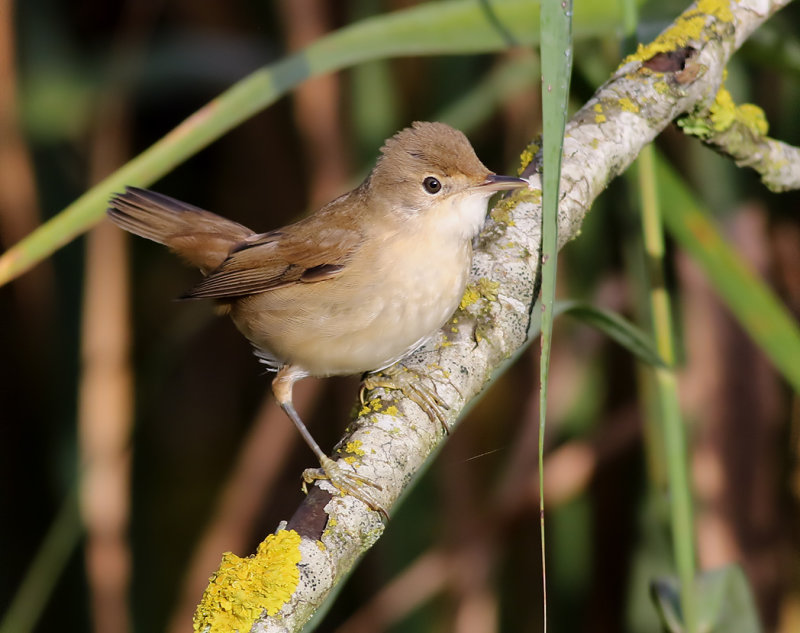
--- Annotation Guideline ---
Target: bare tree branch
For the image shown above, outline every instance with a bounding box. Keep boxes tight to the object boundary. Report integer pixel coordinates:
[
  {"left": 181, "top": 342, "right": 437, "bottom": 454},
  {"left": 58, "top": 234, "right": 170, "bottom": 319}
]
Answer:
[{"left": 191, "top": 1, "right": 795, "bottom": 631}]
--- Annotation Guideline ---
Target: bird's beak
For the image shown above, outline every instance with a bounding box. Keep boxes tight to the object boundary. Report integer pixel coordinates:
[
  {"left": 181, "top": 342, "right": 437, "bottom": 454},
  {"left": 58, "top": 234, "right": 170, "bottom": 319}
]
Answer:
[{"left": 479, "top": 173, "right": 529, "bottom": 192}]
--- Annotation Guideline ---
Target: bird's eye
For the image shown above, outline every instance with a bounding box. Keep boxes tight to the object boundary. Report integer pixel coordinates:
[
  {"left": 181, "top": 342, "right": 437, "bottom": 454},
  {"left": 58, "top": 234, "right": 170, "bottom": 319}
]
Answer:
[{"left": 422, "top": 176, "right": 442, "bottom": 194}]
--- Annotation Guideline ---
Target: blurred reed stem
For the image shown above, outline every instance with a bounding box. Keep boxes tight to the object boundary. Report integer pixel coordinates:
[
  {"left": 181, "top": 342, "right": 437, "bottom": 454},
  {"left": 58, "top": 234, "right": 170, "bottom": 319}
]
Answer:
[{"left": 636, "top": 144, "right": 698, "bottom": 633}]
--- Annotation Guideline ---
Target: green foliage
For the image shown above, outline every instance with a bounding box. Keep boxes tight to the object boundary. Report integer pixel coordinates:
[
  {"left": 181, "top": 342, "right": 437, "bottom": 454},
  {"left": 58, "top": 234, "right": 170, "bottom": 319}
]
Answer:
[
  {"left": 656, "top": 153, "right": 800, "bottom": 393},
  {"left": 557, "top": 300, "right": 667, "bottom": 368},
  {"left": 539, "top": 0, "right": 574, "bottom": 627},
  {"left": 652, "top": 565, "right": 763, "bottom": 633}
]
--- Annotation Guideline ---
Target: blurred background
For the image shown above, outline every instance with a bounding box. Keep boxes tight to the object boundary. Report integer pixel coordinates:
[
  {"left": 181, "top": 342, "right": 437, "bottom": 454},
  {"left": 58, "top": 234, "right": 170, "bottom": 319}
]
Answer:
[{"left": 1, "top": 0, "right": 799, "bottom": 632}]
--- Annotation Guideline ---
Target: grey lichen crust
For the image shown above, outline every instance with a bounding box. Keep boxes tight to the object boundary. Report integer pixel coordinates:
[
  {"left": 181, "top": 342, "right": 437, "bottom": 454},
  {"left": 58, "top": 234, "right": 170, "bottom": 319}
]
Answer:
[{"left": 221, "top": 1, "right": 796, "bottom": 631}]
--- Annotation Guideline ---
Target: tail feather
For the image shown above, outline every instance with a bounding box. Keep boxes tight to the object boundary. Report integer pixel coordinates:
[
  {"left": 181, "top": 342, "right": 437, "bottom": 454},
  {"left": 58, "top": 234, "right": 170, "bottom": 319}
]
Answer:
[{"left": 107, "top": 187, "right": 254, "bottom": 273}]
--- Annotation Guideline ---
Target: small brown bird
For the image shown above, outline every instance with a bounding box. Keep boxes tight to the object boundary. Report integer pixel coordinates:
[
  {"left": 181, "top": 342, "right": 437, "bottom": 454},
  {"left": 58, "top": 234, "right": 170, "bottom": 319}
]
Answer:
[{"left": 108, "top": 121, "right": 527, "bottom": 512}]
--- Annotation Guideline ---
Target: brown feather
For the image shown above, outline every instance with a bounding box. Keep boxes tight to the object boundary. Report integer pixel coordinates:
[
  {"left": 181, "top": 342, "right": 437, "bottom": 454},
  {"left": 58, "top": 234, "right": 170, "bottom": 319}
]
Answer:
[
  {"left": 107, "top": 187, "right": 253, "bottom": 273},
  {"left": 108, "top": 186, "right": 368, "bottom": 300},
  {"left": 182, "top": 194, "right": 365, "bottom": 299}
]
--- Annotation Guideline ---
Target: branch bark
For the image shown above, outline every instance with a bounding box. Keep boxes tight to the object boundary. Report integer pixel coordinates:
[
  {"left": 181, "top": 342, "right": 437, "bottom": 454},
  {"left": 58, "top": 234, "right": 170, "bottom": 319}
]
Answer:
[
  {"left": 677, "top": 84, "right": 800, "bottom": 191},
  {"left": 192, "top": 1, "right": 795, "bottom": 631}
]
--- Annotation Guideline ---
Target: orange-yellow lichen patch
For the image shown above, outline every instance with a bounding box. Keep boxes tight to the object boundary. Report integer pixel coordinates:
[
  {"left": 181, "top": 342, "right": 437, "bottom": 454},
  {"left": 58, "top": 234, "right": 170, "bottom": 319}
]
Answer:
[
  {"left": 710, "top": 86, "right": 736, "bottom": 128},
  {"left": 518, "top": 141, "right": 539, "bottom": 174},
  {"left": 193, "top": 530, "right": 302, "bottom": 632},
  {"left": 622, "top": 0, "right": 734, "bottom": 67},
  {"left": 680, "top": 86, "right": 769, "bottom": 138},
  {"left": 654, "top": 80, "right": 670, "bottom": 94},
  {"left": 459, "top": 278, "right": 500, "bottom": 310},
  {"left": 459, "top": 284, "right": 481, "bottom": 310},
  {"left": 345, "top": 440, "right": 366, "bottom": 456},
  {"left": 709, "top": 88, "right": 768, "bottom": 135},
  {"left": 359, "top": 397, "right": 384, "bottom": 416},
  {"left": 737, "top": 104, "right": 768, "bottom": 135},
  {"left": 475, "top": 278, "right": 500, "bottom": 301}
]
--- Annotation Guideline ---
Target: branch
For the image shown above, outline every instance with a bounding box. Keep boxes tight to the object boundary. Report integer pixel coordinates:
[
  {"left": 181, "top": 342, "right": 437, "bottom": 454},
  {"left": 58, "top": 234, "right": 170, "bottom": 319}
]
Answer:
[
  {"left": 677, "top": 85, "right": 800, "bottom": 191},
  {"left": 192, "top": 1, "right": 793, "bottom": 631}
]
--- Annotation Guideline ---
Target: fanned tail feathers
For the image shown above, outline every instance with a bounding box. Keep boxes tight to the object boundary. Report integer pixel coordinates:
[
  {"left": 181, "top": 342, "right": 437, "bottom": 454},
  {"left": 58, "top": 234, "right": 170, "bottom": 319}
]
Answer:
[{"left": 107, "top": 186, "right": 254, "bottom": 273}]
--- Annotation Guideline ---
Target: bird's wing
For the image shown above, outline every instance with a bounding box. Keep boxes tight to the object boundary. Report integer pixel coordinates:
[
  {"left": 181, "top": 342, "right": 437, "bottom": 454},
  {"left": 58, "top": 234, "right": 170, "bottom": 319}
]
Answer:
[{"left": 182, "top": 221, "right": 362, "bottom": 299}]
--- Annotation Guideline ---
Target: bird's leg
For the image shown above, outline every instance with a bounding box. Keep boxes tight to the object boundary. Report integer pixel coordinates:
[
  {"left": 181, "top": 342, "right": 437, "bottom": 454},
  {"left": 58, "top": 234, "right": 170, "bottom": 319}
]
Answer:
[
  {"left": 361, "top": 363, "right": 455, "bottom": 434},
  {"left": 272, "top": 365, "right": 386, "bottom": 517}
]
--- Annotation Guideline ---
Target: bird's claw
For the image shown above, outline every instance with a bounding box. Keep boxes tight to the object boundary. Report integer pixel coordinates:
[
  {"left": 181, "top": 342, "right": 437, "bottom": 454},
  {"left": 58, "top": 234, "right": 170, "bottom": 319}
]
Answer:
[
  {"left": 361, "top": 364, "right": 453, "bottom": 434},
  {"left": 302, "top": 456, "right": 388, "bottom": 521}
]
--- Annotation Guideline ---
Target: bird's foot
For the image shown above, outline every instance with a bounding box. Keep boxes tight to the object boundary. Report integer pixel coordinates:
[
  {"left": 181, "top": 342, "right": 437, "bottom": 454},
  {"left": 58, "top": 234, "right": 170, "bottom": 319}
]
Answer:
[
  {"left": 302, "top": 456, "right": 388, "bottom": 520},
  {"left": 361, "top": 364, "right": 455, "bottom": 434}
]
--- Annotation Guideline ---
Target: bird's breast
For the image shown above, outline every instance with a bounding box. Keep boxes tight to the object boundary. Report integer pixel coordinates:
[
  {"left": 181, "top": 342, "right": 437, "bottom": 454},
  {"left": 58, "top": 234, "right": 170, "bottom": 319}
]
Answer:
[{"left": 232, "top": 227, "right": 474, "bottom": 377}]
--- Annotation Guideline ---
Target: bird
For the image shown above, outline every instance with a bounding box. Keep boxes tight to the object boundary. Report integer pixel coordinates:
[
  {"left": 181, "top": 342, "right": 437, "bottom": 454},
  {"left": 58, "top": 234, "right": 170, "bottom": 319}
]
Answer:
[{"left": 107, "top": 121, "right": 528, "bottom": 513}]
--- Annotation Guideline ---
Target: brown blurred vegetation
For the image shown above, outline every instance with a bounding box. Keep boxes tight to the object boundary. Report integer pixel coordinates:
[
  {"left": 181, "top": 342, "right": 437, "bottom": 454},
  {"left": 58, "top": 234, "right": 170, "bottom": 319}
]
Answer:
[{"left": 1, "top": 1, "right": 799, "bottom": 632}]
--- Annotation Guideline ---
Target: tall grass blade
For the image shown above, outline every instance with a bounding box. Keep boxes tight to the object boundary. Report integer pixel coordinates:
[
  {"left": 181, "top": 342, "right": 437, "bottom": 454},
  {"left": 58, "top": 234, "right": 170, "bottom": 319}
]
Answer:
[{"left": 539, "top": 0, "right": 573, "bottom": 628}]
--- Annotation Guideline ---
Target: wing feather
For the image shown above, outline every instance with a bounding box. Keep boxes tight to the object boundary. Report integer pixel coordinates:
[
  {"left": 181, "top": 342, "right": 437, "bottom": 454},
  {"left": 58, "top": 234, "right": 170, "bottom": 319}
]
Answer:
[{"left": 183, "top": 222, "right": 363, "bottom": 299}]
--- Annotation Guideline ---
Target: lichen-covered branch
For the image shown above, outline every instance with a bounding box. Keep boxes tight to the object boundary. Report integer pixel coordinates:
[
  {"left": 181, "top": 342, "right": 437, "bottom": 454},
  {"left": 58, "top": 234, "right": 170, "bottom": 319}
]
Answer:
[
  {"left": 192, "top": 1, "right": 794, "bottom": 631},
  {"left": 678, "top": 85, "right": 800, "bottom": 191}
]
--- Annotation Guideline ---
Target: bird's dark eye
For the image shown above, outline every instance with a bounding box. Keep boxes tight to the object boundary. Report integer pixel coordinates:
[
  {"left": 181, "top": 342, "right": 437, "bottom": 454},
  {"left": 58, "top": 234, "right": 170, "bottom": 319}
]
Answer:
[{"left": 422, "top": 176, "right": 442, "bottom": 194}]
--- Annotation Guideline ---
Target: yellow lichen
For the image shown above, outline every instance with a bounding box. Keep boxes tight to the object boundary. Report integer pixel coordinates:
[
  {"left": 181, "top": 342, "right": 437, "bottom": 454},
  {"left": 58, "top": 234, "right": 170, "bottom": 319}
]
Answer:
[
  {"left": 460, "top": 277, "right": 499, "bottom": 309},
  {"left": 345, "top": 440, "right": 365, "bottom": 456},
  {"left": 619, "top": 97, "right": 639, "bottom": 113},
  {"left": 193, "top": 530, "right": 302, "bottom": 632},
  {"left": 459, "top": 284, "right": 481, "bottom": 310},
  {"left": 681, "top": 86, "right": 769, "bottom": 139},
  {"left": 359, "top": 397, "right": 386, "bottom": 416},
  {"left": 698, "top": 0, "right": 732, "bottom": 22},
  {"left": 709, "top": 87, "right": 768, "bottom": 135},
  {"left": 518, "top": 148, "right": 534, "bottom": 172},
  {"left": 490, "top": 204, "right": 515, "bottom": 226},
  {"left": 737, "top": 103, "right": 768, "bottom": 136},
  {"left": 710, "top": 86, "right": 736, "bottom": 128},
  {"left": 518, "top": 141, "right": 540, "bottom": 174},
  {"left": 475, "top": 278, "right": 500, "bottom": 301},
  {"left": 595, "top": 113, "right": 607, "bottom": 123},
  {"left": 622, "top": 0, "right": 733, "bottom": 67},
  {"left": 489, "top": 186, "right": 540, "bottom": 230}
]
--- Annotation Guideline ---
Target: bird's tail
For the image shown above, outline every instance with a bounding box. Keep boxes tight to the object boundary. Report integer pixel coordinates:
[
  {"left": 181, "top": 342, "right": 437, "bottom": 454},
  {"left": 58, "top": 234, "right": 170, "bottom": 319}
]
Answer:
[{"left": 107, "top": 186, "right": 254, "bottom": 273}]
